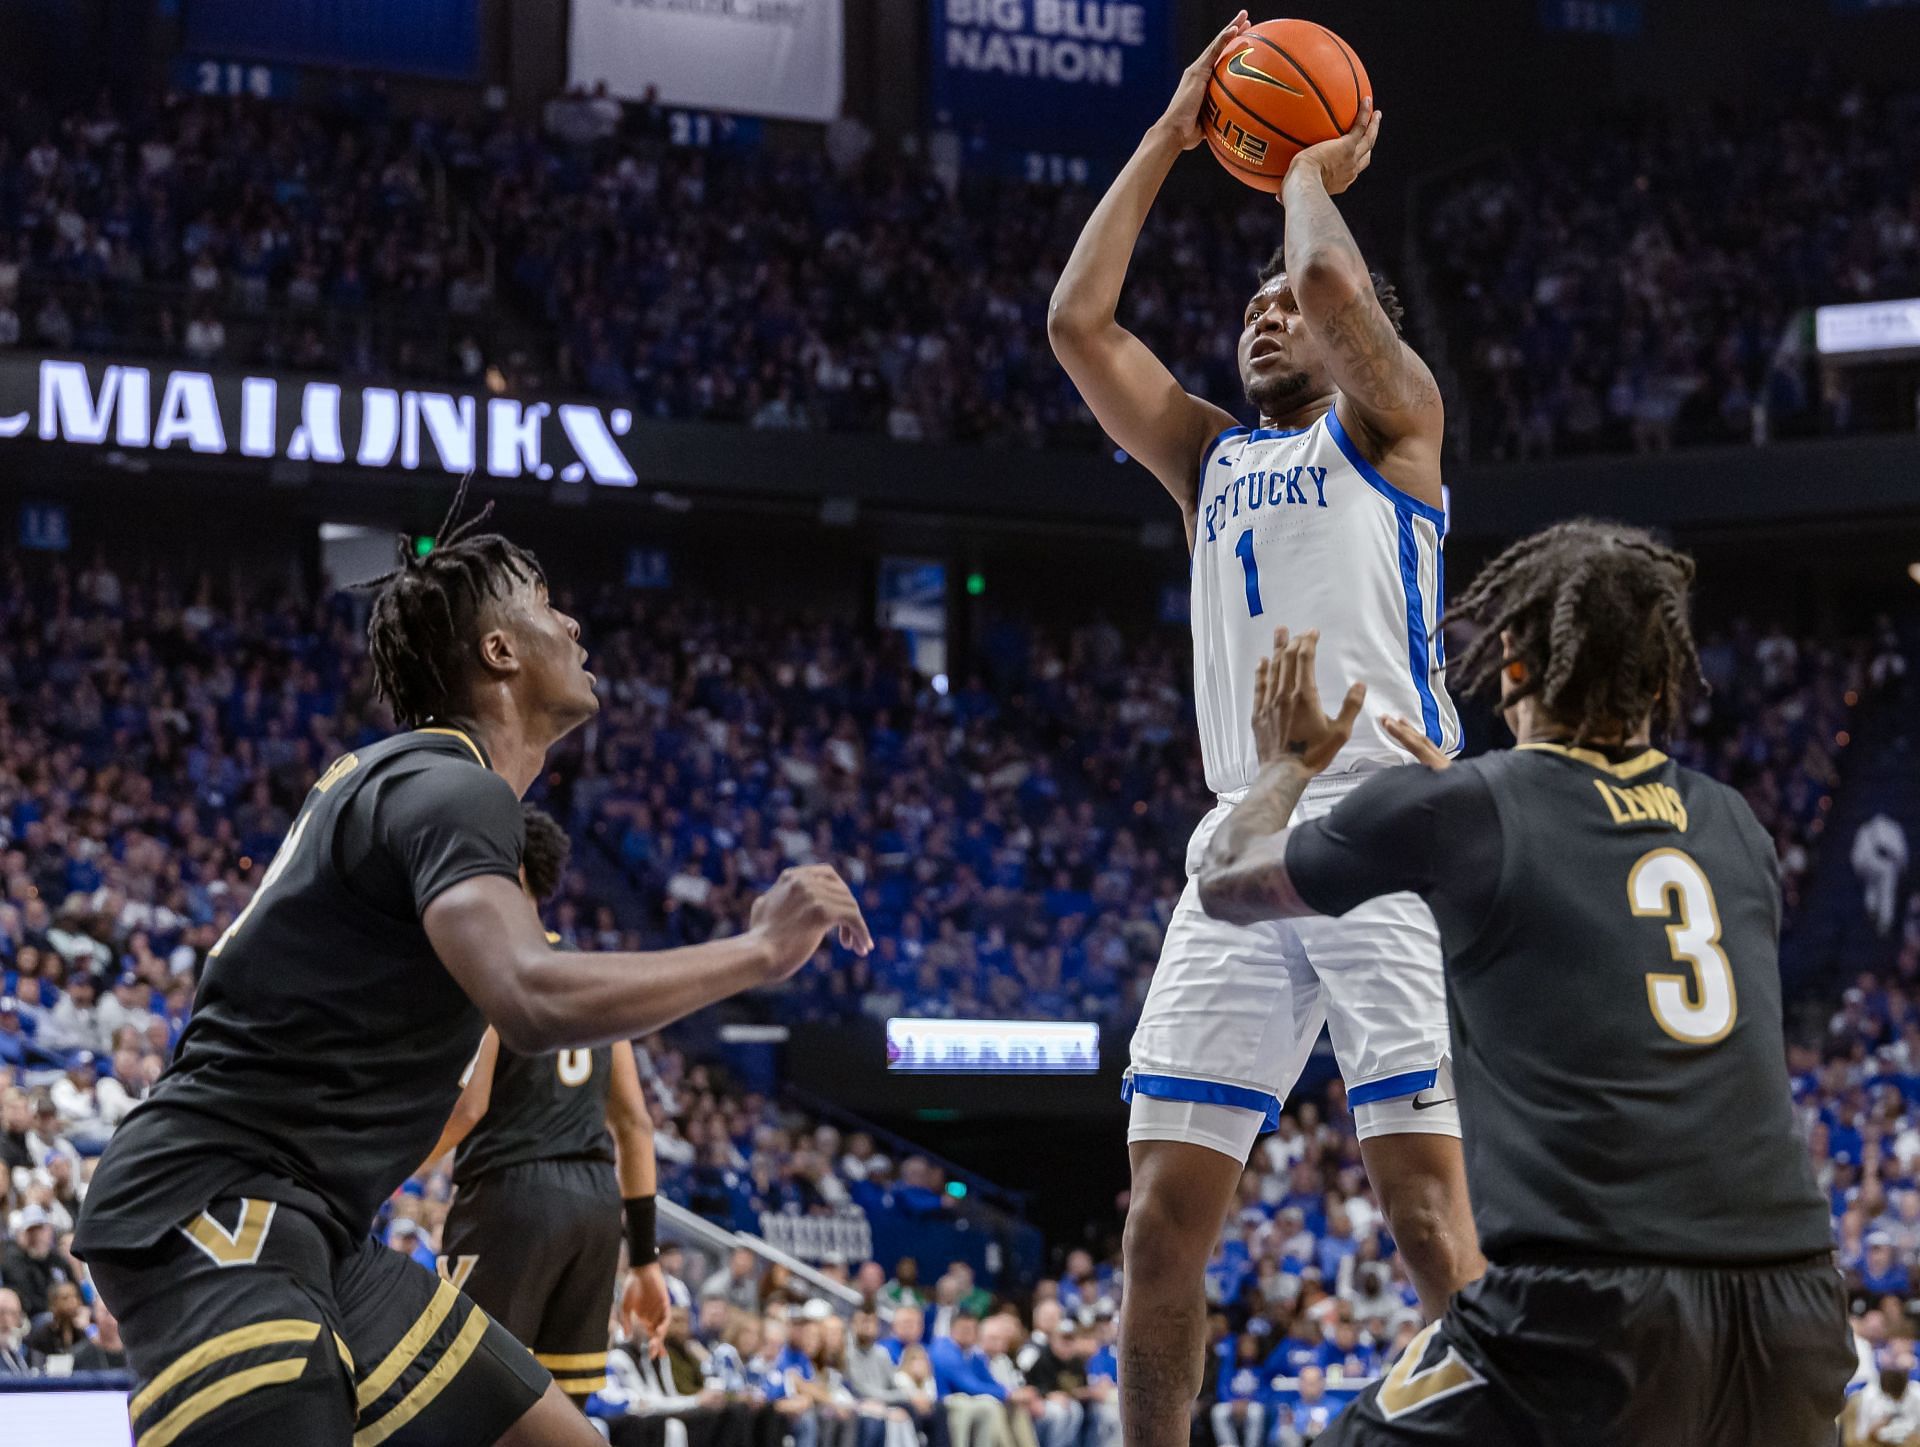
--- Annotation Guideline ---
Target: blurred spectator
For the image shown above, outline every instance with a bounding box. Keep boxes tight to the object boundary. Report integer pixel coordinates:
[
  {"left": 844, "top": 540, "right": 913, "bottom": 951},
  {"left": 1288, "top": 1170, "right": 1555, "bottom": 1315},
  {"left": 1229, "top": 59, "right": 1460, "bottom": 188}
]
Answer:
[
  {"left": 1275, "top": 1365, "right": 1336, "bottom": 1446},
  {"left": 1856, "top": 816, "right": 1911, "bottom": 939},
  {"left": 0, "top": 1287, "right": 28, "bottom": 1375},
  {"left": 1, "top": 1202, "right": 77, "bottom": 1317},
  {"left": 24, "top": 1278, "right": 87, "bottom": 1360},
  {"left": 706, "top": 1246, "right": 766, "bottom": 1314}
]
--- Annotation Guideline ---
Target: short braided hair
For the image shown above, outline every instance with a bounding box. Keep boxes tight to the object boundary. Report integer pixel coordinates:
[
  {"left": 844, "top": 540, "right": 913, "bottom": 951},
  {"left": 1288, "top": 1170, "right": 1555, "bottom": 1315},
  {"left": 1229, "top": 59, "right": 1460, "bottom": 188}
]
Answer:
[
  {"left": 1447, "top": 519, "right": 1704, "bottom": 742},
  {"left": 520, "top": 805, "right": 571, "bottom": 904},
  {"left": 365, "top": 480, "right": 545, "bottom": 729},
  {"left": 1257, "top": 250, "right": 1405, "bottom": 336}
]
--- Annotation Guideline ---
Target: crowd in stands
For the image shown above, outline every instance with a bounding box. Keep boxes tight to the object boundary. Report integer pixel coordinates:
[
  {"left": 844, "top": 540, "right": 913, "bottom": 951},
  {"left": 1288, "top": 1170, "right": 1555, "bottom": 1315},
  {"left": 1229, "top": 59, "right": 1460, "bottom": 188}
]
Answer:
[
  {"left": 10, "top": 78, "right": 1914, "bottom": 458},
  {"left": 0, "top": 86, "right": 489, "bottom": 380},
  {"left": 1424, "top": 83, "right": 1920, "bottom": 459}
]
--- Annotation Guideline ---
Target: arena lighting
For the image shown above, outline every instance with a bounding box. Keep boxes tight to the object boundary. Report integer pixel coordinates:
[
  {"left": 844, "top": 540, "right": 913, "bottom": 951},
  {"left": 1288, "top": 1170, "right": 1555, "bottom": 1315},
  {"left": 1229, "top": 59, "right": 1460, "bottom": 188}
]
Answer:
[
  {"left": 1815, "top": 297, "right": 1920, "bottom": 357},
  {"left": 886, "top": 1017, "right": 1099, "bottom": 1074}
]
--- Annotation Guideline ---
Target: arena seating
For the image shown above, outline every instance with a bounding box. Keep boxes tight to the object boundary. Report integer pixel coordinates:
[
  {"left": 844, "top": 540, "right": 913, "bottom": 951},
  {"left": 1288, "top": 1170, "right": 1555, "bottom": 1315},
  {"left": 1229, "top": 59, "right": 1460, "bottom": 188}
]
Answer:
[
  {"left": 1421, "top": 85, "right": 1920, "bottom": 459},
  {"left": 7, "top": 81, "right": 1914, "bottom": 461}
]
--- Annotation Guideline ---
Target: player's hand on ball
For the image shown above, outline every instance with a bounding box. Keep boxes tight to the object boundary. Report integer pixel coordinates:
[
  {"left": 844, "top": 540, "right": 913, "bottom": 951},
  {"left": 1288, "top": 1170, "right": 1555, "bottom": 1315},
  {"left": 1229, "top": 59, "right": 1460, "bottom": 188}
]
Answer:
[
  {"left": 750, "top": 865, "right": 874, "bottom": 978},
  {"left": 1382, "top": 714, "right": 1453, "bottom": 771},
  {"left": 1251, "top": 627, "right": 1366, "bottom": 774},
  {"left": 1155, "top": 9, "right": 1249, "bottom": 149},
  {"left": 623, "top": 1264, "right": 671, "bottom": 1356},
  {"left": 1285, "top": 96, "right": 1380, "bottom": 196}
]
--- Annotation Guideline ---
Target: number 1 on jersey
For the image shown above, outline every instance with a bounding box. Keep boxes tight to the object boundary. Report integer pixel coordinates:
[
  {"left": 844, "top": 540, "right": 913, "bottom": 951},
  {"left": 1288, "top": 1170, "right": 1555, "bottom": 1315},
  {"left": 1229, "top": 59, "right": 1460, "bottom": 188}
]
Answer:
[{"left": 1234, "top": 528, "right": 1264, "bottom": 617}]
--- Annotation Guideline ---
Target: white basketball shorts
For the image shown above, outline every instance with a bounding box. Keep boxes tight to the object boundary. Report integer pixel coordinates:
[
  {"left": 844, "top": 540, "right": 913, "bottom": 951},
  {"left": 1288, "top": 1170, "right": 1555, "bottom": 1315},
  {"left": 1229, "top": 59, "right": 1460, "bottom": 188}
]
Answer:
[{"left": 1125, "top": 768, "right": 1458, "bottom": 1162}]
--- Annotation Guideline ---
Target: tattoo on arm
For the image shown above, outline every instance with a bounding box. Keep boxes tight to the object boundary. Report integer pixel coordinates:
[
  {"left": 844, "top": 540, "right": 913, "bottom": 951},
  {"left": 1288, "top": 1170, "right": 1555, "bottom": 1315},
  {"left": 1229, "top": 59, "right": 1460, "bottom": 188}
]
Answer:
[
  {"left": 1316, "top": 287, "right": 1439, "bottom": 415},
  {"left": 1283, "top": 170, "right": 1438, "bottom": 418},
  {"left": 1196, "top": 760, "right": 1320, "bottom": 925}
]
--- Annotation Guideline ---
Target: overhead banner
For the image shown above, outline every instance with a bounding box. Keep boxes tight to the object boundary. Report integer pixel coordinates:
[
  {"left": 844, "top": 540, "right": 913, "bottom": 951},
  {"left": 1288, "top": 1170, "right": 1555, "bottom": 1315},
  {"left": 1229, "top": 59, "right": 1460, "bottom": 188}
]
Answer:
[
  {"left": 568, "top": 0, "right": 843, "bottom": 124},
  {"left": 0, "top": 355, "right": 662, "bottom": 489},
  {"left": 928, "top": 0, "right": 1176, "bottom": 163}
]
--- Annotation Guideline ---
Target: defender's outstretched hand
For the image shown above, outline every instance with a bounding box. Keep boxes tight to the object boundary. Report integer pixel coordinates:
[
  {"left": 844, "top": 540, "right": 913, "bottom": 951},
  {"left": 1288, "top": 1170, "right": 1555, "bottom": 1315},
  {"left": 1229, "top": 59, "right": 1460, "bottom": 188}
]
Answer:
[
  {"left": 749, "top": 865, "right": 874, "bottom": 979},
  {"left": 1154, "top": 10, "right": 1250, "bottom": 150},
  {"left": 1284, "top": 96, "right": 1380, "bottom": 197},
  {"left": 1382, "top": 714, "right": 1453, "bottom": 771},
  {"left": 1251, "top": 627, "right": 1366, "bottom": 775}
]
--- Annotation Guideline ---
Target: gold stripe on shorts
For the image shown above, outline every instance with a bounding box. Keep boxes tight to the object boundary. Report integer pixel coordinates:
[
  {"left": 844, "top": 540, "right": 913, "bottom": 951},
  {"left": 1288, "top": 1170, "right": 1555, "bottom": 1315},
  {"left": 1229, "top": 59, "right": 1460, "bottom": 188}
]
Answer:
[
  {"left": 535, "top": 1350, "right": 608, "bottom": 1371},
  {"left": 354, "top": 1306, "right": 489, "bottom": 1447},
  {"left": 129, "top": 1319, "right": 321, "bottom": 1421},
  {"left": 136, "top": 1357, "right": 309, "bottom": 1447},
  {"left": 355, "top": 1276, "right": 459, "bottom": 1410}
]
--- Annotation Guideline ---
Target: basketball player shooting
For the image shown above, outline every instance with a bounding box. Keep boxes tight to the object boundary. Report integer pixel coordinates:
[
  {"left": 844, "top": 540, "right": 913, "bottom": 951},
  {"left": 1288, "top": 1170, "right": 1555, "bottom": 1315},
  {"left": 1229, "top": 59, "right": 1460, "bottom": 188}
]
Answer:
[{"left": 1048, "top": 15, "right": 1478, "bottom": 1446}]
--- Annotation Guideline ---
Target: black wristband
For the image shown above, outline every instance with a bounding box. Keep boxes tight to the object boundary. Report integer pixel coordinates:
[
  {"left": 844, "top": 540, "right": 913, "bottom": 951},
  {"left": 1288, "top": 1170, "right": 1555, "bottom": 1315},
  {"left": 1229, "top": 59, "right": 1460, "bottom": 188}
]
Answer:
[{"left": 624, "top": 1194, "right": 658, "bottom": 1267}]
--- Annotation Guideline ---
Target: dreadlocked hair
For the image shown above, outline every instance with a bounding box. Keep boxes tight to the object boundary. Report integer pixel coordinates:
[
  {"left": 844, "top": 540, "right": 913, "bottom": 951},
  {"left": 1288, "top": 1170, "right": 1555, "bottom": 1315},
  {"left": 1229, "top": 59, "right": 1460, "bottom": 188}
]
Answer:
[
  {"left": 365, "top": 476, "right": 545, "bottom": 730},
  {"left": 1257, "top": 250, "right": 1405, "bottom": 336},
  {"left": 520, "top": 805, "right": 572, "bottom": 904},
  {"left": 1446, "top": 519, "right": 1704, "bottom": 743}
]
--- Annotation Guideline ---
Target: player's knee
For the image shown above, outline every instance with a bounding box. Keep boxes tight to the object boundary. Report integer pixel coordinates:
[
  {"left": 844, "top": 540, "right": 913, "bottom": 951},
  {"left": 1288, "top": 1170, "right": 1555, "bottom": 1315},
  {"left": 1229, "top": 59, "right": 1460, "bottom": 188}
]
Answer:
[
  {"left": 1124, "top": 1167, "right": 1224, "bottom": 1285},
  {"left": 1379, "top": 1173, "right": 1463, "bottom": 1272}
]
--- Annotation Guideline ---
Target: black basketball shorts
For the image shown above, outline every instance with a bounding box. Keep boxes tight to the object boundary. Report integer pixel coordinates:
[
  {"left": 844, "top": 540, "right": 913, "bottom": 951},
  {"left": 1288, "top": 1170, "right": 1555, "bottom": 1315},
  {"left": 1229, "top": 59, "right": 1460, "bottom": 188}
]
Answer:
[
  {"left": 88, "top": 1195, "right": 549, "bottom": 1447},
  {"left": 1319, "top": 1252, "right": 1854, "bottom": 1447},
  {"left": 439, "top": 1157, "right": 623, "bottom": 1398}
]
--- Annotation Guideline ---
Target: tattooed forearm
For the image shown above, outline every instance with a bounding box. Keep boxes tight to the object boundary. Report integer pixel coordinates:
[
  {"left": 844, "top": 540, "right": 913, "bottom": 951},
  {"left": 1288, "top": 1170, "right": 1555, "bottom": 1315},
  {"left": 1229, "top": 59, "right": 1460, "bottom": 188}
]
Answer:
[
  {"left": 1196, "top": 759, "right": 1319, "bottom": 925},
  {"left": 1281, "top": 162, "right": 1440, "bottom": 418},
  {"left": 1316, "top": 286, "right": 1440, "bottom": 414}
]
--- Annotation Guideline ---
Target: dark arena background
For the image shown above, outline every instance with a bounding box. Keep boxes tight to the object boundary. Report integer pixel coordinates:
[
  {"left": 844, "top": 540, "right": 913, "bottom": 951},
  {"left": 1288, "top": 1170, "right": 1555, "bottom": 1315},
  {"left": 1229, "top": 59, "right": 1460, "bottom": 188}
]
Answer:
[{"left": 0, "top": 0, "right": 1917, "bottom": 1442}]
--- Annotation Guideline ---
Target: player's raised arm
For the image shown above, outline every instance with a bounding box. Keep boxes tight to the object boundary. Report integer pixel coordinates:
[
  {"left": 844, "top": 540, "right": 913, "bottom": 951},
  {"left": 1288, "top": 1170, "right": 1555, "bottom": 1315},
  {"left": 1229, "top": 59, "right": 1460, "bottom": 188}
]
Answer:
[
  {"left": 424, "top": 864, "right": 871, "bottom": 1054},
  {"left": 1048, "top": 14, "right": 1248, "bottom": 516},
  {"left": 1196, "top": 628, "right": 1365, "bottom": 925},
  {"left": 1279, "top": 101, "right": 1444, "bottom": 455}
]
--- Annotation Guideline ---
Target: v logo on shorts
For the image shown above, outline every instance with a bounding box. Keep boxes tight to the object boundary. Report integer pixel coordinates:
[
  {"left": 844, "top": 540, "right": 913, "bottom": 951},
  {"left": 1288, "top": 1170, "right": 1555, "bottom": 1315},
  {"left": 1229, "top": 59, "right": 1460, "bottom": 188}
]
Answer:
[{"left": 179, "top": 1199, "right": 276, "bottom": 1268}]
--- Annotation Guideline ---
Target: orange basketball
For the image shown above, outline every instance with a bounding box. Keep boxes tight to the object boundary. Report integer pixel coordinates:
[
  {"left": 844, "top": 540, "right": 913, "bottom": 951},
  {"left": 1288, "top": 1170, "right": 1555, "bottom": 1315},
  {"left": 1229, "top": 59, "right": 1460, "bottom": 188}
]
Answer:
[{"left": 1202, "top": 19, "right": 1371, "bottom": 194}]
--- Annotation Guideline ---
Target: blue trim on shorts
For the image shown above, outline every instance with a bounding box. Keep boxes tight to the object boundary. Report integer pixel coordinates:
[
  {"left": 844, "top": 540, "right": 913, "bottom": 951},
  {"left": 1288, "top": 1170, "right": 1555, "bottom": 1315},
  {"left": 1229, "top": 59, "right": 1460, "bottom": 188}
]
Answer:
[
  {"left": 1122, "top": 1072, "right": 1281, "bottom": 1131},
  {"left": 1346, "top": 1067, "right": 1439, "bottom": 1107}
]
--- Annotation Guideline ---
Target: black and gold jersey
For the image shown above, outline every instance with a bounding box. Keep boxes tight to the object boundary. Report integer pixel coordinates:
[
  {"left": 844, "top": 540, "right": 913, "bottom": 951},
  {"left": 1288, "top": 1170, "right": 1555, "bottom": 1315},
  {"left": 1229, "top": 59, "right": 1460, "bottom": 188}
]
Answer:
[
  {"left": 1285, "top": 743, "right": 1831, "bottom": 1265},
  {"left": 453, "top": 1037, "right": 615, "bottom": 1189},
  {"left": 75, "top": 728, "right": 524, "bottom": 1258}
]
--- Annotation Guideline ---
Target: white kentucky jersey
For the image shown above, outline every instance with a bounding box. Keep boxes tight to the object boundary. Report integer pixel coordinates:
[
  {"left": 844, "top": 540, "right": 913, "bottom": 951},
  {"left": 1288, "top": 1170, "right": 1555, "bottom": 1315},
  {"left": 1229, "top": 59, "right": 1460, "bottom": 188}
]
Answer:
[{"left": 1190, "top": 407, "right": 1460, "bottom": 795}]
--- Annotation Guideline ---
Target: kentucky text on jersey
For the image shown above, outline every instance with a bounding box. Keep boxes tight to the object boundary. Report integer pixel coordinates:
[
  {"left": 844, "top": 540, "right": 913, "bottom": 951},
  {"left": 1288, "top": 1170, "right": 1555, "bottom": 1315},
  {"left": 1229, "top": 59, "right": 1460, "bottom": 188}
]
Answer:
[{"left": 1201, "top": 463, "right": 1331, "bottom": 540}]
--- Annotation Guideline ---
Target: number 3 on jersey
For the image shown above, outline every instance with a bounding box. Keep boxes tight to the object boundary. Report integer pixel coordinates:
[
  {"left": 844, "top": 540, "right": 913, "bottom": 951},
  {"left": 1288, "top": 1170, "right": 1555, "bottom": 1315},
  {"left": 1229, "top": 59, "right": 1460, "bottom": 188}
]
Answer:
[{"left": 1628, "top": 848, "right": 1737, "bottom": 1045}]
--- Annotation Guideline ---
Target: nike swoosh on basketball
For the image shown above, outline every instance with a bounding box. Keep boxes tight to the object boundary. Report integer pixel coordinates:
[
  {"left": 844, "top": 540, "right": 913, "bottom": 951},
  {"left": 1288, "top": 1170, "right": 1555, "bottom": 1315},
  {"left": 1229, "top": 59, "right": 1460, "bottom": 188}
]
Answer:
[
  {"left": 1410, "top": 1096, "right": 1456, "bottom": 1111},
  {"left": 1226, "top": 50, "right": 1306, "bottom": 97}
]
